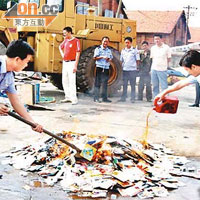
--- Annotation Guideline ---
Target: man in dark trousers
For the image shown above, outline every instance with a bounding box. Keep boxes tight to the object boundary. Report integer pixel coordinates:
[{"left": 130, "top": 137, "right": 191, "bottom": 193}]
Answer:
[
  {"left": 93, "top": 36, "right": 113, "bottom": 103},
  {"left": 0, "top": 39, "right": 42, "bottom": 133},
  {"left": 138, "top": 41, "right": 152, "bottom": 102},
  {"left": 118, "top": 37, "right": 140, "bottom": 103}
]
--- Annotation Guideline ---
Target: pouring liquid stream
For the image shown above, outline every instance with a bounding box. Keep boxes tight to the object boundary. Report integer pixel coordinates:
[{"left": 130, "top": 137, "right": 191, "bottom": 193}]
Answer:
[
  {"left": 141, "top": 109, "right": 153, "bottom": 148},
  {"left": 141, "top": 96, "right": 179, "bottom": 148}
]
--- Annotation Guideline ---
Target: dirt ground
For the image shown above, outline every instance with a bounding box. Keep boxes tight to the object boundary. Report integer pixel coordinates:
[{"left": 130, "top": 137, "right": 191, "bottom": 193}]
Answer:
[
  {"left": 1, "top": 82, "right": 200, "bottom": 156},
  {"left": 0, "top": 82, "right": 200, "bottom": 200}
]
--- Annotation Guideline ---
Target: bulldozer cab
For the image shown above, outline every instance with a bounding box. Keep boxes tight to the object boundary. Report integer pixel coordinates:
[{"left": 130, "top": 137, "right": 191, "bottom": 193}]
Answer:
[{"left": 0, "top": 0, "right": 137, "bottom": 94}]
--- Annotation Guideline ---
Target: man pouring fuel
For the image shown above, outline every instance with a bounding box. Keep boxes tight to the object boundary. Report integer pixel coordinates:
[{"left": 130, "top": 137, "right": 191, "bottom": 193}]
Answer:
[{"left": 155, "top": 50, "right": 200, "bottom": 102}]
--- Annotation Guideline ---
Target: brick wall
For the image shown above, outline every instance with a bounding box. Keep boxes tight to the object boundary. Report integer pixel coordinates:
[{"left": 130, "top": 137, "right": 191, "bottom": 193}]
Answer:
[{"left": 136, "top": 16, "right": 187, "bottom": 49}]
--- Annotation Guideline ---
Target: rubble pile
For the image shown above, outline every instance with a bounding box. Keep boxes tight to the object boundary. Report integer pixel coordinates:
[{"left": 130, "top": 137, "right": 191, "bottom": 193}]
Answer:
[{"left": 5, "top": 132, "right": 200, "bottom": 198}]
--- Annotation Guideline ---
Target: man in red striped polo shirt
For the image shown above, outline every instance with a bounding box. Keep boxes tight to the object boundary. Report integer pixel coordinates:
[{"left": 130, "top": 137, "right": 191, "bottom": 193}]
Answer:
[{"left": 59, "top": 27, "right": 80, "bottom": 105}]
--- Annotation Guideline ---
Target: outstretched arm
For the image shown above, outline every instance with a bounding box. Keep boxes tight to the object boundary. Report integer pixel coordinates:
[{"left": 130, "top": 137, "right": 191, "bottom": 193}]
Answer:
[
  {"left": 6, "top": 92, "right": 43, "bottom": 133},
  {"left": 156, "top": 78, "right": 191, "bottom": 100}
]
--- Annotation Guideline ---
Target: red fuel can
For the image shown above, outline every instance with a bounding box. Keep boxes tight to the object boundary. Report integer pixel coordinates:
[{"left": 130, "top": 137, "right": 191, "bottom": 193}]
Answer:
[{"left": 153, "top": 96, "right": 179, "bottom": 114}]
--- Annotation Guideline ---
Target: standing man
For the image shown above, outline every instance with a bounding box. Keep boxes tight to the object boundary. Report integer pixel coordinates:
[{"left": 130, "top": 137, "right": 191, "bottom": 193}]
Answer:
[
  {"left": 118, "top": 37, "right": 140, "bottom": 103},
  {"left": 150, "top": 34, "right": 171, "bottom": 98},
  {"left": 0, "top": 39, "right": 42, "bottom": 133},
  {"left": 59, "top": 26, "right": 80, "bottom": 105},
  {"left": 138, "top": 41, "right": 152, "bottom": 102},
  {"left": 93, "top": 36, "right": 113, "bottom": 103}
]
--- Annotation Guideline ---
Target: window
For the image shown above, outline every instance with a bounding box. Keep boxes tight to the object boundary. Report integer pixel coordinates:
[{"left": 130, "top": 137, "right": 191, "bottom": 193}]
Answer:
[
  {"left": 119, "top": 14, "right": 124, "bottom": 19},
  {"left": 46, "top": 0, "right": 63, "bottom": 12},
  {"left": 76, "top": 1, "right": 89, "bottom": 15},
  {"left": 19, "top": 0, "right": 39, "bottom": 7},
  {"left": 104, "top": 9, "right": 113, "bottom": 18},
  {"left": 19, "top": 0, "right": 28, "bottom": 2},
  {"left": 29, "top": 0, "right": 39, "bottom": 4}
]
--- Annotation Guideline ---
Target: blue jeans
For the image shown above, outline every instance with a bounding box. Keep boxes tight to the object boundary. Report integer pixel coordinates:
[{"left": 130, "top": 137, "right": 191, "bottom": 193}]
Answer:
[{"left": 151, "top": 70, "right": 168, "bottom": 98}]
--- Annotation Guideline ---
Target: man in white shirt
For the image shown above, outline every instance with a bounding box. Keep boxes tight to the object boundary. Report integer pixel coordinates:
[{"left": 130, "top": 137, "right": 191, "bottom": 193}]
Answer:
[
  {"left": 151, "top": 34, "right": 171, "bottom": 97},
  {"left": 156, "top": 50, "right": 200, "bottom": 101}
]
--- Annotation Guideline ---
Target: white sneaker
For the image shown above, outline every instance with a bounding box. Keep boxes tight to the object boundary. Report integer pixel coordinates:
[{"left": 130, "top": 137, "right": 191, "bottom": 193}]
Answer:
[
  {"left": 71, "top": 100, "right": 78, "bottom": 105},
  {"left": 60, "top": 99, "right": 72, "bottom": 103}
]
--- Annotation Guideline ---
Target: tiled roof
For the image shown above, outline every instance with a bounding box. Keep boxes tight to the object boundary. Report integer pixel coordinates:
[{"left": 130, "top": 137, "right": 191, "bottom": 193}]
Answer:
[
  {"left": 126, "top": 10, "right": 185, "bottom": 34},
  {"left": 188, "top": 27, "right": 200, "bottom": 43}
]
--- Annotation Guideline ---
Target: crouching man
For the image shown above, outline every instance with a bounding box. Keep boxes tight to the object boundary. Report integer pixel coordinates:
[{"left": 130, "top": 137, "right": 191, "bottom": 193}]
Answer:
[
  {"left": 0, "top": 39, "right": 43, "bottom": 133},
  {"left": 156, "top": 50, "right": 200, "bottom": 101}
]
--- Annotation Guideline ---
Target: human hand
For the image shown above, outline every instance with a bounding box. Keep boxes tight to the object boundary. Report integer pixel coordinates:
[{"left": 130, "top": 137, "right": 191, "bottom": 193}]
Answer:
[
  {"left": 154, "top": 92, "right": 166, "bottom": 102},
  {"left": 106, "top": 57, "right": 111, "bottom": 62},
  {"left": 0, "top": 104, "right": 9, "bottom": 115},
  {"left": 101, "top": 56, "right": 107, "bottom": 60},
  {"left": 32, "top": 123, "right": 43, "bottom": 133},
  {"left": 103, "top": 57, "right": 111, "bottom": 62},
  {"left": 73, "top": 67, "right": 77, "bottom": 73}
]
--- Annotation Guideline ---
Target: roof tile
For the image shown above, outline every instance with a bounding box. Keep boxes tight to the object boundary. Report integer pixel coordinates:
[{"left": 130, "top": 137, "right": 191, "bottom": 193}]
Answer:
[{"left": 126, "top": 10, "right": 184, "bottom": 34}]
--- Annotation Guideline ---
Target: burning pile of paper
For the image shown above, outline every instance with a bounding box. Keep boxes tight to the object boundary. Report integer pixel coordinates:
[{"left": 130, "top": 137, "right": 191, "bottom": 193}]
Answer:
[{"left": 4, "top": 132, "right": 200, "bottom": 199}]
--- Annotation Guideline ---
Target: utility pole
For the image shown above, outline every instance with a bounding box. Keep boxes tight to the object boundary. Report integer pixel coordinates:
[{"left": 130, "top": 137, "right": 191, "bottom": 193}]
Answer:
[
  {"left": 183, "top": 5, "right": 198, "bottom": 44},
  {"left": 116, "top": 0, "right": 122, "bottom": 18},
  {"left": 98, "top": 0, "right": 102, "bottom": 16}
]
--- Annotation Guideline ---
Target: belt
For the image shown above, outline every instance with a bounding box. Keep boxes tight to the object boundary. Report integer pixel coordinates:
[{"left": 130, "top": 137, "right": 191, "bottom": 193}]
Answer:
[
  {"left": 64, "top": 60, "right": 75, "bottom": 62},
  {"left": 96, "top": 66, "right": 109, "bottom": 70}
]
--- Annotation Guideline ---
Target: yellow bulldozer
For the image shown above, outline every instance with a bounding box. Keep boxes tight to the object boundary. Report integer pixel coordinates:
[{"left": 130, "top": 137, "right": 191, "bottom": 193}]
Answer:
[{"left": 0, "top": 0, "right": 136, "bottom": 94}]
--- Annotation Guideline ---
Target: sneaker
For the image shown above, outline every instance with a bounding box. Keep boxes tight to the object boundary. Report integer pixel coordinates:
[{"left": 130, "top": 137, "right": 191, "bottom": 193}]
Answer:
[
  {"left": 118, "top": 98, "right": 126, "bottom": 102},
  {"left": 102, "top": 98, "right": 112, "bottom": 103},
  {"left": 60, "top": 99, "right": 71, "bottom": 103},
  {"left": 131, "top": 99, "right": 135, "bottom": 103},
  {"left": 94, "top": 98, "right": 101, "bottom": 103},
  {"left": 71, "top": 101, "right": 78, "bottom": 105},
  {"left": 147, "top": 99, "right": 152, "bottom": 102},
  {"left": 189, "top": 104, "right": 199, "bottom": 107}
]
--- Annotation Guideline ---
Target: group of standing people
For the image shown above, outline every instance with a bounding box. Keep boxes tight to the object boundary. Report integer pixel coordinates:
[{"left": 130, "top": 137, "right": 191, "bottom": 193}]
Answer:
[
  {"left": 118, "top": 38, "right": 152, "bottom": 103},
  {"left": 59, "top": 27, "right": 171, "bottom": 104},
  {"left": 0, "top": 27, "right": 199, "bottom": 135},
  {"left": 92, "top": 34, "right": 171, "bottom": 103},
  {"left": 118, "top": 34, "right": 171, "bottom": 103}
]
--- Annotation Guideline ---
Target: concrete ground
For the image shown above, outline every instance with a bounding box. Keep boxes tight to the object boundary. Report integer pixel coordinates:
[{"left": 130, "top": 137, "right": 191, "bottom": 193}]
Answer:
[{"left": 0, "top": 82, "right": 200, "bottom": 200}]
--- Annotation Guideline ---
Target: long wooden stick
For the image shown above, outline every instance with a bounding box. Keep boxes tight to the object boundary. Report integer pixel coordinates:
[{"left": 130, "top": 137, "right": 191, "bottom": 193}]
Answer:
[{"left": 8, "top": 111, "right": 81, "bottom": 153}]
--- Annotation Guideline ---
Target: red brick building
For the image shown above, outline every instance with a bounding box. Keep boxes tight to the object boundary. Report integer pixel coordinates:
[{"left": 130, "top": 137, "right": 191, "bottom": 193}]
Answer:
[
  {"left": 126, "top": 10, "right": 191, "bottom": 48},
  {"left": 75, "top": 0, "right": 127, "bottom": 18},
  {"left": 188, "top": 27, "right": 200, "bottom": 44}
]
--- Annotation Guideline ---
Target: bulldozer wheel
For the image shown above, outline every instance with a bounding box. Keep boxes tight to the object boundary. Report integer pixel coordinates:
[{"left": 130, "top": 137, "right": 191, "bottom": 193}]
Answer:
[
  {"left": 77, "top": 46, "right": 122, "bottom": 96},
  {"left": 49, "top": 74, "right": 63, "bottom": 90}
]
